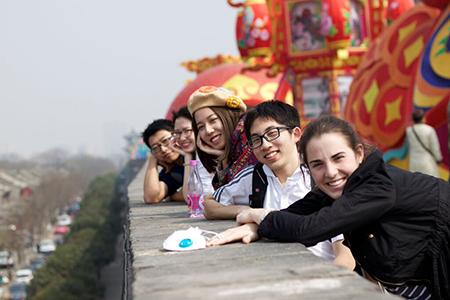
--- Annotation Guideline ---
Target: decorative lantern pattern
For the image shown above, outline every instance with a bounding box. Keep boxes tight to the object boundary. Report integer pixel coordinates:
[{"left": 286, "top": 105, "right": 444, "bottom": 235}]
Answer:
[
  {"left": 229, "top": 0, "right": 274, "bottom": 69},
  {"left": 266, "top": 0, "right": 367, "bottom": 121},
  {"left": 344, "top": 3, "right": 449, "bottom": 179},
  {"left": 363, "top": 0, "right": 388, "bottom": 40}
]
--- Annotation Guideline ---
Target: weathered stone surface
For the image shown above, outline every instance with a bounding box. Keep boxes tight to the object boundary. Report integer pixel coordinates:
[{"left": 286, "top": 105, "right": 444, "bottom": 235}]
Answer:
[{"left": 126, "top": 164, "right": 398, "bottom": 299}]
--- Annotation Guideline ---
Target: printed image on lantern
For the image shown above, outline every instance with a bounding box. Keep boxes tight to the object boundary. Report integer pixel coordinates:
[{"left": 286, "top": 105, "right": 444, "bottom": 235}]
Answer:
[
  {"left": 289, "top": 1, "right": 325, "bottom": 52},
  {"left": 264, "top": 0, "right": 368, "bottom": 122},
  {"left": 349, "top": 0, "right": 365, "bottom": 47},
  {"left": 301, "top": 77, "right": 330, "bottom": 118}
]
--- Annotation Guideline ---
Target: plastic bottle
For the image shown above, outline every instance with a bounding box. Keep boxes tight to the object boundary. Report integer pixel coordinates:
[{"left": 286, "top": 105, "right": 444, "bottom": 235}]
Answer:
[{"left": 186, "top": 160, "right": 204, "bottom": 218}]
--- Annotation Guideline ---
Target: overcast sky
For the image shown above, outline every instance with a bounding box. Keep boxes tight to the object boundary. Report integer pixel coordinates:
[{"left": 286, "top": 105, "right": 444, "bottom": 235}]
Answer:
[{"left": 0, "top": 0, "right": 238, "bottom": 158}]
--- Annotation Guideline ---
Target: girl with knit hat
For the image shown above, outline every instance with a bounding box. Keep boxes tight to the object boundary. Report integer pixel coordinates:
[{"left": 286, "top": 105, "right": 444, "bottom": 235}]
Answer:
[{"left": 187, "top": 86, "right": 258, "bottom": 190}]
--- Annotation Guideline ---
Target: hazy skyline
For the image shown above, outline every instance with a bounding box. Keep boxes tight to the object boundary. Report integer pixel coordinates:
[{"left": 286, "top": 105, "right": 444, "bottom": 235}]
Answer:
[{"left": 0, "top": 1, "right": 238, "bottom": 158}]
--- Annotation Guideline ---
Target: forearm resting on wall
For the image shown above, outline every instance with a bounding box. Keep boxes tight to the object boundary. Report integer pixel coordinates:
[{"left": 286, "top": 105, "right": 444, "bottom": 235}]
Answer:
[{"left": 203, "top": 198, "right": 249, "bottom": 220}]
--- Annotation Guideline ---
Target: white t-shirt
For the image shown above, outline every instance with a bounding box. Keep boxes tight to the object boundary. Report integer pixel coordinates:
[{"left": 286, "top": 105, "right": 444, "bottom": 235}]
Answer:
[
  {"left": 212, "top": 164, "right": 344, "bottom": 261},
  {"left": 213, "top": 164, "right": 310, "bottom": 209}
]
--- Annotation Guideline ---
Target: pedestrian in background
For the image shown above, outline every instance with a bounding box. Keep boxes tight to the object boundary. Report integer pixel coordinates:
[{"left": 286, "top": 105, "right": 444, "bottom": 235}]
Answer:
[{"left": 406, "top": 109, "right": 442, "bottom": 178}]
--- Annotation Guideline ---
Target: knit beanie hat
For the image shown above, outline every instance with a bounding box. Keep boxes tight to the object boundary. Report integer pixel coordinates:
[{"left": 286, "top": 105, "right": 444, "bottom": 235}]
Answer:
[{"left": 187, "top": 86, "right": 247, "bottom": 114}]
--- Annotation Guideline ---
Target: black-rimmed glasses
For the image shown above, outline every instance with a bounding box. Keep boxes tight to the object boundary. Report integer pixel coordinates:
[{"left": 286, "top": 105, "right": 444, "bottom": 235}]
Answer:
[
  {"left": 248, "top": 126, "right": 292, "bottom": 149},
  {"left": 150, "top": 135, "right": 175, "bottom": 154},
  {"left": 172, "top": 128, "right": 193, "bottom": 139}
]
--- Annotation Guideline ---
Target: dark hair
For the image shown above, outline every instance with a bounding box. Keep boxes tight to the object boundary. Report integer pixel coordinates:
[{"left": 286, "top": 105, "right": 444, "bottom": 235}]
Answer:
[
  {"left": 412, "top": 109, "right": 424, "bottom": 124},
  {"left": 192, "top": 106, "right": 243, "bottom": 172},
  {"left": 172, "top": 106, "right": 193, "bottom": 123},
  {"left": 243, "top": 100, "right": 300, "bottom": 139},
  {"left": 299, "top": 115, "right": 374, "bottom": 167},
  {"left": 141, "top": 119, "right": 174, "bottom": 148}
]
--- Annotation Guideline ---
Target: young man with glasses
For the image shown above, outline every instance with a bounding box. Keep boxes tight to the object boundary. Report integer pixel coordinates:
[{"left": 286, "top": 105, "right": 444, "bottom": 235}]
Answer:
[
  {"left": 142, "top": 119, "right": 184, "bottom": 204},
  {"left": 204, "top": 100, "right": 310, "bottom": 219},
  {"left": 204, "top": 101, "right": 355, "bottom": 270}
]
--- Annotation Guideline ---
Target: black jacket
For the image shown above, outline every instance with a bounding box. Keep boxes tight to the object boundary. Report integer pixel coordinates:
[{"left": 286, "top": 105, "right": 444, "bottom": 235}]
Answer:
[{"left": 258, "top": 151, "right": 449, "bottom": 298}]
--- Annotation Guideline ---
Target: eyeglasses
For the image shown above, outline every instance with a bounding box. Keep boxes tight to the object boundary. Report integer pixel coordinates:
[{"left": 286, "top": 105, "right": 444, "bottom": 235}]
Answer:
[
  {"left": 150, "top": 135, "right": 174, "bottom": 154},
  {"left": 248, "top": 126, "right": 292, "bottom": 149},
  {"left": 172, "top": 128, "right": 193, "bottom": 139}
]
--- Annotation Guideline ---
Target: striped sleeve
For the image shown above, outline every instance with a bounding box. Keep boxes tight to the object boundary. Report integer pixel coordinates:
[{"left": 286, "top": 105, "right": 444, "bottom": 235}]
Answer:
[{"left": 212, "top": 165, "right": 254, "bottom": 206}]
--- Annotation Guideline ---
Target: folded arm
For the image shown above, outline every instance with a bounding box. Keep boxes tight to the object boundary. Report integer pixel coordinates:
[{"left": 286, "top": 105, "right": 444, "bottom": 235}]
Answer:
[
  {"left": 259, "top": 172, "right": 396, "bottom": 245},
  {"left": 143, "top": 156, "right": 169, "bottom": 204}
]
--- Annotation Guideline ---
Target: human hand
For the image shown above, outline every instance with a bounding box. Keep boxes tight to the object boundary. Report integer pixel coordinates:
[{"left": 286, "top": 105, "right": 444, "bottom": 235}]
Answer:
[
  {"left": 147, "top": 154, "right": 159, "bottom": 169},
  {"left": 196, "top": 135, "right": 224, "bottom": 157},
  {"left": 206, "top": 223, "right": 259, "bottom": 247},
  {"left": 236, "top": 208, "right": 272, "bottom": 225},
  {"left": 169, "top": 142, "right": 186, "bottom": 156}
]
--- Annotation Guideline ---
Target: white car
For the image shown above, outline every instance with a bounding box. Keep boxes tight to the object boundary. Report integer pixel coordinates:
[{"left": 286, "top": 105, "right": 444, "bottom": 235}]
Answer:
[
  {"left": 0, "top": 251, "right": 14, "bottom": 268},
  {"left": 38, "top": 239, "right": 56, "bottom": 254},
  {"left": 57, "top": 214, "right": 72, "bottom": 226},
  {"left": 15, "top": 269, "right": 33, "bottom": 284}
]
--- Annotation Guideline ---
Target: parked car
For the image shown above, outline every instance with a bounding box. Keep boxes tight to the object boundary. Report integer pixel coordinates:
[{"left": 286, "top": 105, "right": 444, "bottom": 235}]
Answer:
[
  {"left": 38, "top": 239, "right": 56, "bottom": 254},
  {"left": 8, "top": 282, "right": 27, "bottom": 300},
  {"left": 30, "top": 255, "right": 46, "bottom": 272},
  {"left": 67, "top": 202, "right": 81, "bottom": 216},
  {"left": 56, "top": 214, "right": 72, "bottom": 226},
  {"left": 0, "top": 251, "right": 14, "bottom": 268},
  {"left": 15, "top": 269, "right": 33, "bottom": 285},
  {"left": 53, "top": 225, "right": 70, "bottom": 235},
  {"left": 0, "top": 272, "right": 9, "bottom": 285}
]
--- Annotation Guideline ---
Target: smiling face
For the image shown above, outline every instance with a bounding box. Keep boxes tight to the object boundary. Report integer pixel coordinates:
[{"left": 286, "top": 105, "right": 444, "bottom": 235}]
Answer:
[
  {"left": 250, "top": 117, "right": 301, "bottom": 175},
  {"left": 174, "top": 117, "right": 195, "bottom": 153},
  {"left": 148, "top": 129, "right": 180, "bottom": 165},
  {"left": 194, "top": 107, "right": 226, "bottom": 151},
  {"left": 306, "top": 132, "right": 364, "bottom": 200}
]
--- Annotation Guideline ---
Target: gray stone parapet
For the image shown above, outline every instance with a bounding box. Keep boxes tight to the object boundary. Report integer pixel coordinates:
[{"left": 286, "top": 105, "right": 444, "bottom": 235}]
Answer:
[{"left": 125, "top": 163, "right": 398, "bottom": 299}]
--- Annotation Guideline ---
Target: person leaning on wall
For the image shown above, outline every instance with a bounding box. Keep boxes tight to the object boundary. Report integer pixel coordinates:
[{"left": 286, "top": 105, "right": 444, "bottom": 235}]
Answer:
[
  {"left": 187, "top": 86, "right": 258, "bottom": 190},
  {"left": 141, "top": 119, "right": 184, "bottom": 204}
]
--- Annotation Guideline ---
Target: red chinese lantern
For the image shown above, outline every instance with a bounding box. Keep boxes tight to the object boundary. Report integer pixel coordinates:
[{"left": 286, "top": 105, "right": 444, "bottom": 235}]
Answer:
[
  {"left": 229, "top": 0, "right": 273, "bottom": 68},
  {"left": 321, "top": 0, "right": 352, "bottom": 49},
  {"left": 387, "top": 0, "right": 415, "bottom": 24}
]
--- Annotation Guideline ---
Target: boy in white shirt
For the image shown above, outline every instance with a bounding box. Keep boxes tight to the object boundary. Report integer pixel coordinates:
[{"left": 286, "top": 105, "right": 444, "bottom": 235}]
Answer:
[
  {"left": 204, "top": 100, "right": 355, "bottom": 269},
  {"left": 203, "top": 100, "right": 309, "bottom": 218}
]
